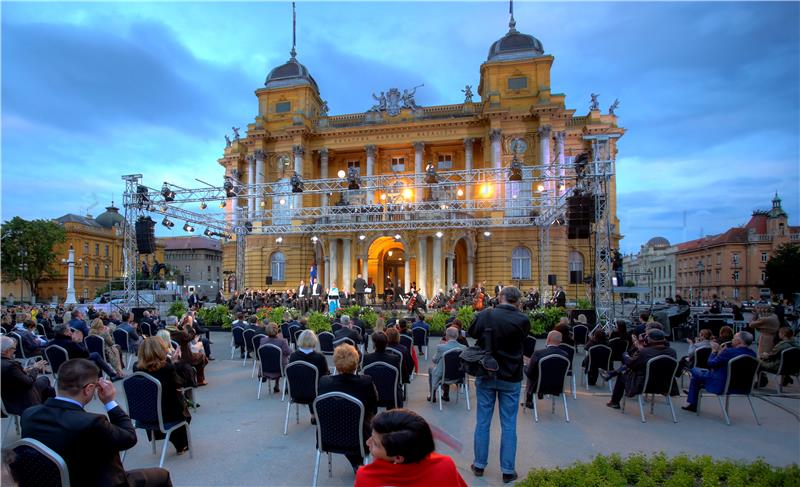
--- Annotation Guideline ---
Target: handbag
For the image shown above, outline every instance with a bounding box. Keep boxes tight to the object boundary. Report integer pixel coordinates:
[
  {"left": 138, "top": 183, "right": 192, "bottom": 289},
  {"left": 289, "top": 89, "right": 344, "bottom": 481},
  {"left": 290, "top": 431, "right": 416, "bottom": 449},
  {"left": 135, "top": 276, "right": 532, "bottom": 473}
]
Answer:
[{"left": 460, "top": 326, "right": 499, "bottom": 379}]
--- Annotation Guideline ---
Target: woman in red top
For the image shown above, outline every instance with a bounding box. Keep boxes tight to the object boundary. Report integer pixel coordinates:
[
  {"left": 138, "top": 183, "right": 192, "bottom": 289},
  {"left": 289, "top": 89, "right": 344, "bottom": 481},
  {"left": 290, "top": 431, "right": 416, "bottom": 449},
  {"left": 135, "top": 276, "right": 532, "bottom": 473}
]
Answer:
[{"left": 355, "top": 409, "right": 467, "bottom": 487}]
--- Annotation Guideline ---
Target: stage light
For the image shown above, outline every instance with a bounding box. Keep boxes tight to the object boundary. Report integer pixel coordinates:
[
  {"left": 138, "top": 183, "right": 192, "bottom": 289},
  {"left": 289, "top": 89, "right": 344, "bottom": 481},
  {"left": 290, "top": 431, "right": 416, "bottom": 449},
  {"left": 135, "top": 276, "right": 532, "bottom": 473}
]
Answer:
[
  {"left": 279, "top": 197, "right": 286, "bottom": 205},
  {"left": 559, "top": 184, "right": 566, "bottom": 191},
  {"left": 456, "top": 188, "right": 464, "bottom": 197},
  {"left": 223, "top": 178, "right": 236, "bottom": 197},
  {"left": 160, "top": 205, "right": 168, "bottom": 213},
  {"left": 203, "top": 228, "right": 211, "bottom": 236},
  {"left": 291, "top": 172, "right": 304, "bottom": 193},
  {"left": 402, "top": 188, "right": 413, "bottom": 200},
  {"left": 276, "top": 237, "right": 283, "bottom": 244},
  {"left": 394, "top": 234, "right": 401, "bottom": 240},
  {"left": 244, "top": 221, "right": 253, "bottom": 233},
  {"left": 161, "top": 182, "right": 175, "bottom": 202},
  {"left": 359, "top": 235, "right": 366, "bottom": 241},
  {"left": 200, "top": 200, "right": 207, "bottom": 210},
  {"left": 483, "top": 231, "right": 491, "bottom": 237},
  {"left": 537, "top": 184, "right": 545, "bottom": 192},
  {"left": 161, "top": 217, "right": 174, "bottom": 229},
  {"left": 435, "top": 231, "right": 443, "bottom": 238},
  {"left": 136, "top": 185, "right": 151, "bottom": 205},
  {"left": 424, "top": 163, "right": 438, "bottom": 184},
  {"left": 508, "top": 157, "right": 523, "bottom": 181},
  {"left": 380, "top": 193, "right": 387, "bottom": 201},
  {"left": 219, "top": 201, "right": 226, "bottom": 208},
  {"left": 183, "top": 222, "right": 195, "bottom": 233},
  {"left": 479, "top": 183, "right": 493, "bottom": 197},
  {"left": 311, "top": 236, "right": 319, "bottom": 243},
  {"left": 337, "top": 169, "right": 346, "bottom": 179}
]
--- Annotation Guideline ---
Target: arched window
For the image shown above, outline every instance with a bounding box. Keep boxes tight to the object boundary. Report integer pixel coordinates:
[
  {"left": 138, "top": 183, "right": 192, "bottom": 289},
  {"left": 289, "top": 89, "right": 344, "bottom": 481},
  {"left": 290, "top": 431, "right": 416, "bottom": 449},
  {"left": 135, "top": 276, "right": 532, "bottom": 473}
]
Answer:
[
  {"left": 270, "top": 252, "right": 286, "bottom": 282},
  {"left": 272, "top": 178, "right": 291, "bottom": 225},
  {"left": 569, "top": 251, "right": 584, "bottom": 283},
  {"left": 511, "top": 247, "right": 531, "bottom": 280}
]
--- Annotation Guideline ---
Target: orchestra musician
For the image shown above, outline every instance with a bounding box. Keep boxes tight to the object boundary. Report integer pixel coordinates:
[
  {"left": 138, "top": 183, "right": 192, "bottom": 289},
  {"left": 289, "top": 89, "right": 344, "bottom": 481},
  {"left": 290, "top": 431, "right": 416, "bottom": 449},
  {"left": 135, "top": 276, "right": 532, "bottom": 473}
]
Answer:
[
  {"left": 296, "top": 280, "right": 309, "bottom": 314},
  {"left": 353, "top": 274, "right": 367, "bottom": 307},
  {"left": 430, "top": 288, "right": 447, "bottom": 310},
  {"left": 554, "top": 286, "right": 566, "bottom": 308},
  {"left": 523, "top": 288, "right": 540, "bottom": 310},
  {"left": 384, "top": 284, "right": 395, "bottom": 310},
  {"left": 472, "top": 281, "right": 487, "bottom": 311}
]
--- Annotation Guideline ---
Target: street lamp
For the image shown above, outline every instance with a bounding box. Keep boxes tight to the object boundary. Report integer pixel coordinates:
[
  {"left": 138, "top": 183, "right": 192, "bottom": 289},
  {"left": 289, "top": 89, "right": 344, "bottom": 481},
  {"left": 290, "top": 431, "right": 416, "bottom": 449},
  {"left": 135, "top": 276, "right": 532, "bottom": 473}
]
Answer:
[
  {"left": 18, "top": 250, "right": 27, "bottom": 304},
  {"left": 696, "top": 261, "right": 705, "bottom": 306}
]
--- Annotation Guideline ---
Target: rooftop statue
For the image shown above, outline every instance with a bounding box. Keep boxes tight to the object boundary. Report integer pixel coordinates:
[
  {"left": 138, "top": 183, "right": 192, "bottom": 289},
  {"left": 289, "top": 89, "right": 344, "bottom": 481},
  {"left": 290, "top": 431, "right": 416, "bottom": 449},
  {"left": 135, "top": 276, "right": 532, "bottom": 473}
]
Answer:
[
  {"left": 462, "top": 84, "right": 474, "bottom": 103},
  {"left": 609, "top": 98, "right": 620, "bottom": 115},
  {"left": 590, "top": 93, "right": 600, "bottom": 111},
  {"left": 225, "top": 134, "right": 231, "bottom": 147},
  {"left": 232, "top": 126, "right": 241, "bottom": 140}
]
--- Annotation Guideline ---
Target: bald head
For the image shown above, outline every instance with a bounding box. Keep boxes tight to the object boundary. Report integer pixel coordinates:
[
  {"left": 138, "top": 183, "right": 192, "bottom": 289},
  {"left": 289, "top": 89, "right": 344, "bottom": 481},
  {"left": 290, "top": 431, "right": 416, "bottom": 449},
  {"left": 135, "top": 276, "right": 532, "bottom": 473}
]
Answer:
[{"left": 546, "top": 330, "right": 563, "bottom": 346}]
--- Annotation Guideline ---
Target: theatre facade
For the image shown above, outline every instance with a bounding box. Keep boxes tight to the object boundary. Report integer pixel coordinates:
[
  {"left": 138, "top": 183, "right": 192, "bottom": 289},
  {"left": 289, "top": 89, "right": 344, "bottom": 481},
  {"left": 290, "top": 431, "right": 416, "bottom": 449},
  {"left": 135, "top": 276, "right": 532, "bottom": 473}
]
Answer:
[{"left": 219, "top": 17, "right": 624, "bottom": 302}]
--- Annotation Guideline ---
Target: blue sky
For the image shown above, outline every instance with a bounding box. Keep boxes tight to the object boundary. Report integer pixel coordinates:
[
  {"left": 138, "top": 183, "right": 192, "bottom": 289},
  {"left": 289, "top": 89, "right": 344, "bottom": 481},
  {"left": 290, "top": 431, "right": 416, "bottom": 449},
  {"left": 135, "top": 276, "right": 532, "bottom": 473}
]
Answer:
[{"left": 2, "top": 1, "right": 798, "bottom": 254}]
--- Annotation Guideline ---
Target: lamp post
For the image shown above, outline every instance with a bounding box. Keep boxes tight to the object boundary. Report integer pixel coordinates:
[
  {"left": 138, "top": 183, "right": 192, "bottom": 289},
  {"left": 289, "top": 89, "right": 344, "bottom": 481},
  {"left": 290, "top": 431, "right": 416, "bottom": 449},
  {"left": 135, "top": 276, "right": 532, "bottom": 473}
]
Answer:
[
  {"left": 696, "top": 260, "right": 705, "bottom": 306},
  {"left": 62, "top": 246, "right": 78, "bottom": 304},
  {"left": 18, "top": 250, "right": 28, "bottom": 304}
]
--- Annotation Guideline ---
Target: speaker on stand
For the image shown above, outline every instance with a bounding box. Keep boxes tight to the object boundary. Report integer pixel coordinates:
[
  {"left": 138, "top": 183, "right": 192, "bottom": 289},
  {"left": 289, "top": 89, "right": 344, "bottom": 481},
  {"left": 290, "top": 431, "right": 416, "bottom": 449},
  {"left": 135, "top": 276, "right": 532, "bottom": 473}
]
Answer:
[{"left": 135, "top": 217, "right": 156, "bottom": 254}]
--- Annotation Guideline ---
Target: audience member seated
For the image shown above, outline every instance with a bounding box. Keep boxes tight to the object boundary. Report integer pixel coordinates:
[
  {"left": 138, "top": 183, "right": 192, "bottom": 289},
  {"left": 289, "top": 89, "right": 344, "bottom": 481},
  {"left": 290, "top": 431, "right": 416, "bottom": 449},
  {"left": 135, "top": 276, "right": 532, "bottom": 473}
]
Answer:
[
  {"left": 385, "top": 328, "right": 413, "bottom": 385},
  {"left": 553, "top": 317, "right": 574, "bottom": 347},
  {"left": 677, "top": 329, "right": 713, "bottom": 375},
  {"left": 89, "top": 317, "right": 125, "bottom": 378},
  {"left": 318, "top": 344, "right": 378, "bottom": 473},
  {"left": 47, "top": 323, "right": 122, "bottom": 381},
  {"left": 716, "top": 326, "right": 734, "bottom": 346},
  {"left": 0, "top": 336, "right": 54, "bottom": 415},
  {"left": 334, "top": 315, "right": 363, "bottom": 345},
  {"left": 582, "top": 329, "right": 609, "bottom": 386},
  {"left": 288, "top": 330, "right": 330, "bottom": 424},
  {"left": 759, "top": 327, "right": 799, "bottom": 388},
  {"left": 259, "top": 322, "right": 292, "bottom": 392},
  {"left": 134, "top": 337, "right": 192, "bottom": 455},
  {"left": 609, "top": 320, "right": 630, "bottom": 348},
  {"left": 17, "top": 319, "right": 46, "bottom": 358},
  {"left": 427, "top": 326, "right": 467, "bottom": 403},
  {"left": 355, "top": 409, "right": 467, "bottom": 487},
  {"left": 606, "top": 328, "right": 676, "bottom": 409},
  {"left": 682, "top": 331, "right": 757, "bottom": 412},
  {"left": 118, "top": 312, "right": 144, "bottom": 354},
  {"left": 186, "top": 310, "right": 214, "bottom": 360},
  {"left": 447, "top": 319, "right": 469, "bottom": 346},
  {"left": 170, "top": 317, "right": 208, "bottom": 386},
  {"left": 67, "top": 310, "right": 90, "bottom": 340},
  {"left": 20, "top": 358, "right": 172, "bottom": 486},
  {"left": 524, "top": 330, "right": 568, "bottom": 406}
]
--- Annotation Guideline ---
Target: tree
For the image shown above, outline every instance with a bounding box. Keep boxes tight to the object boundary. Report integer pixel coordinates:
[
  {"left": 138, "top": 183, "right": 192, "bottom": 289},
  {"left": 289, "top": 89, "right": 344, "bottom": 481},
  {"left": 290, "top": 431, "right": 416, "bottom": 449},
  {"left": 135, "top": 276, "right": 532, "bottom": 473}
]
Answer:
[
  {"left": 765, "top": 244, "right": 800, "bottom": 298},
  {"left": 1, "top": 217, "right": 66, "bottom": 301}
]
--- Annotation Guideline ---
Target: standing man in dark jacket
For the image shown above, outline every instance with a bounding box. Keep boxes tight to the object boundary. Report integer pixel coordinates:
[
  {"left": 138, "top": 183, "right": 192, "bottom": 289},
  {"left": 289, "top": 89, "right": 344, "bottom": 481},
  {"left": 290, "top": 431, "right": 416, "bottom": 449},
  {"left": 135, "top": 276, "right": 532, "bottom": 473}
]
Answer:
[
  {"left": 468, "top": 286, "right": 530, "bottom": 484},
  {"left": 20, "top": 359, "right": 171, "bottom": 486},
  {"left": 353, "top": 273, "right": 367, "bottom": 307},
  {"left": 606, "top": 328, "right": 677, "bottom": 409}
]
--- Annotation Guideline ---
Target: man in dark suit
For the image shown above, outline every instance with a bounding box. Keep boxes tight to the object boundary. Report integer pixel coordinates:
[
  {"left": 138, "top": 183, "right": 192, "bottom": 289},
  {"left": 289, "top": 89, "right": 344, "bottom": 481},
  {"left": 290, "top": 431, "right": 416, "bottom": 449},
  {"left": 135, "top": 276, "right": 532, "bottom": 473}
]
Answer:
[
  {"left": 1, "top": 336, "right": 54, "bottom": 415},
  {"left": 47, "top": 324, "right": 121, "bottom": 380},
  {"left": 682, "top": 331, "right": 758, "bottom": 411},
  {"left": 296, "top": 280, "right": 309, "bottom": 314},
  {"left": 555, "top": 287, "right": 566, "bottom": 308},
  {"left": 188, "top": 289, "right": 200, "bottom": 308},
  {"left": 523, "top": 330, "right": 569, "bottom": 405},
  {"left": 606, "top": 328, "right": 677, "bottom": 409},
  {"left": 310, "top": 279, "right": 324, "bottom": 312},
  {"left": 334, "top": 315, "right": 363, "bottom": 345},
  {"left": 353, "top": 273, "right": 367, "bottom": 307},
  {"left": 20, "top": 359, "right": 172, "bottom": 486}
]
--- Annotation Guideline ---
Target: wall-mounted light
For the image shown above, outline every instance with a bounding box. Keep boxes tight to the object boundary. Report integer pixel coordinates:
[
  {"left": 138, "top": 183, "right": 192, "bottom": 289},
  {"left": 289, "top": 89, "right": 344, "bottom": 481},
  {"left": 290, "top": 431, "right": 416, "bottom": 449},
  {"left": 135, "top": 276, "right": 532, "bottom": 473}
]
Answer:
[
  {"left": 276, "top": 237, "right": 283, "bottom": 244},
  {"left": 388, "top": 250, "right": 393, "bottom": 257},
  {"left": 311, "top": 236, "right": 319, "bottom": 243},
  {"left": 402, "top": 188, "right": 413, "bottom": 200},
  {"left": 200, "top": 201, "right": 207, "bottom": 210},
  {"left": 394, "top": 234, "right": 401, "bottom": 240},
  {"left": 359, "top": 235, "right": 366, "bottom": 241},
  {"left": 337, "top": 169, "right": 346, "bottom": 179},
  {"left": 279, "top": 197, "right": 286, "bottom": 205},
  {"left": 456, "top": 188, "right": 464, "bottom": 197},
  {"left": 483, "top": 231, "right": 492, "bottom": 237},
  {"left": 435, "top": 231, "right": 443, "bottom": 238}
]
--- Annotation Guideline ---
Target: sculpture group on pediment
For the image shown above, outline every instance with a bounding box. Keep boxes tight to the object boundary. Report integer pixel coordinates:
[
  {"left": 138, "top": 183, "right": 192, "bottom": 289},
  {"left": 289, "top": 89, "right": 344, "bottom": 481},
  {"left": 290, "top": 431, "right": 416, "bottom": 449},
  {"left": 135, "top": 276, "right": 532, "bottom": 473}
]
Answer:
[{"left": 369, "top": 85, "right": 423, "bottom": 115}]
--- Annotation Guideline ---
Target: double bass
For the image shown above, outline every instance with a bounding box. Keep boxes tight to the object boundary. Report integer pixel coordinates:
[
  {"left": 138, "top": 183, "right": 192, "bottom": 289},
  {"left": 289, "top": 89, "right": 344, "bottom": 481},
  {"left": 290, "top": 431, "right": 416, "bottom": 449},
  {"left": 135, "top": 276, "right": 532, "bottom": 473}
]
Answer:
[
  {"left": 407, "top": 292, "right": 417, "bottom": 311},
  {"left": 473, "top": 288, "right": 485, "bottom": 311}
]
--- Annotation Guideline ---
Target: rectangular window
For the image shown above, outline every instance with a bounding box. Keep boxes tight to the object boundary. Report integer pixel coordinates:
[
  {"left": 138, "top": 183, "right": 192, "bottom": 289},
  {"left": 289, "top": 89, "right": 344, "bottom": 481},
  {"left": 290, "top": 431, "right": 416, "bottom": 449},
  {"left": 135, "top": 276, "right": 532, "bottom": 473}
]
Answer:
[
  {"left": 347, "top": 160, "right": 361, "bottom": 176},
  {"left": 732, "top": 271, "right": 739, "bottom": 281},
  {"left": 95, "top": 244, "right": 100, "bottom": 255},
  {"left": 716, "top": 253, "right": 721, "bottom": 265},
  {"left": 275, "top": 101, "right": 291, "bottom": 113},
  {"left": 208, "top": 265, "right": 211, "bottom": 273},
  {"left": 761, "top": 270, "right": 766, "bottom": 282},
  {"left": 105, "top": 265, "right": 109, "bottom": 278},
  {"left": 105, "top": 245, "right": 109, "bottom": 257},
  {"left": 507, "top": 77, "right": 528, "bottom": 90},
  {"left": 761, "top": 252, "right": 768, "bottom": 263},
  {"left": 731, "top": 253, "right": 740, "bottom": 265},
  {"left": 95, "top": 264, "right": 100, "bottom": 278},
  {"left": 391, "top": 157, "right": 405, "bottom": 172},
  {"left": 437, "top": 154, "right": 453, "bottom": 170},
  {"left": 83, "top": 242, "right": 89, "bottom": 254},
  {"left": 185, "top": 265, "right": 191, "bottom": 274}
]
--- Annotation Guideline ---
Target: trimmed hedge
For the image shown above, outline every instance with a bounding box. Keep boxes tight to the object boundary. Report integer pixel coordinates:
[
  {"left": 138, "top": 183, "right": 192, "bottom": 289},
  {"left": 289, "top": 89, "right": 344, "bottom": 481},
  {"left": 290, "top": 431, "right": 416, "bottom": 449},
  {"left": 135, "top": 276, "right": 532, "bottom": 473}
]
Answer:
[{"left": 518, "top": 454, "right": 800, "bottom": 487}]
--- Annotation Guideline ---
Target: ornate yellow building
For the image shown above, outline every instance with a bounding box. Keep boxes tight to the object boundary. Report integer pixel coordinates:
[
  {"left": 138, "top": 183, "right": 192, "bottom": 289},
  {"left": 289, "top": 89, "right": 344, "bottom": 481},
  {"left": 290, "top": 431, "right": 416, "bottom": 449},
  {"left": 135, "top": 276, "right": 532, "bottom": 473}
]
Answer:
[{"left": 219, "top": 16, "right": 623, "bottom": 302}]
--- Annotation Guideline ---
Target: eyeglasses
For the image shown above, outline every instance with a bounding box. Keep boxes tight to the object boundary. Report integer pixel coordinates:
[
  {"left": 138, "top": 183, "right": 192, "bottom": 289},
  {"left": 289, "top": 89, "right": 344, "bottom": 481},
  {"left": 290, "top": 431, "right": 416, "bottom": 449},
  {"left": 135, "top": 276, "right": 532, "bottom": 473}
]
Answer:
[{"left": 81, "top": 381, "right": 98, "bottom": 390}]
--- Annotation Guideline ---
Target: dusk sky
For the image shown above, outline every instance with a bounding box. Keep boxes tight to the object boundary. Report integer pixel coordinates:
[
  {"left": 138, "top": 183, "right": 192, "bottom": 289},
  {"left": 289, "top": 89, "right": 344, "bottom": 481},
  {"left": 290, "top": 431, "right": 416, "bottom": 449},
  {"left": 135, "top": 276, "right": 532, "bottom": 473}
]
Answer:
[{"left": 2, "top": 1, "right": 798, "bottom": 254}]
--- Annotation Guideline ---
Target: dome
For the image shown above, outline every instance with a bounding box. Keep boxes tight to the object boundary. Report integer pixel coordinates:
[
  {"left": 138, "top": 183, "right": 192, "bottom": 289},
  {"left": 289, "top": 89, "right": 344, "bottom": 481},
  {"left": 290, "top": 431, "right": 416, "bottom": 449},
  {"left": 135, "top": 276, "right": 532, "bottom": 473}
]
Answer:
[
  {"left": 264, "top": 55, "right": 319, "bottom": 92},
  {"left": 95, "top": 204, "right": 124, "bottom": 229},
  {"left": 646, "top": 236, "right": 670, "bottom": 249},
  {"left": 487, "top": 19, "right": 544, "bottom": 62}
]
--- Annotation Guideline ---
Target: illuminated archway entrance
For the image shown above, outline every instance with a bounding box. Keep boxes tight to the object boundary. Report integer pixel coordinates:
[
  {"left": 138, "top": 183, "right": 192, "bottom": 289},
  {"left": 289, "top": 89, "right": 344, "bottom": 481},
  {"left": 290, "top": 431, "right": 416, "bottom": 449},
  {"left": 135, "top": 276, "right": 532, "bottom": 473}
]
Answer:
[{"left": 367, "top": 237, "right": 411, "bottom": 296}]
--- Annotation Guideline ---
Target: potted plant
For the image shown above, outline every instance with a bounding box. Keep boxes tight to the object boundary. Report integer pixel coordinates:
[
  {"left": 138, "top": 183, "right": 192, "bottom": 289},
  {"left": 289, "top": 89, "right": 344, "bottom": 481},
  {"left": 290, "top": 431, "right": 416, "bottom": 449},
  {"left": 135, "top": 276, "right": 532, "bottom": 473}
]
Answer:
[
  {"left": 307, "top": 311, "right": 332, "bottom": 333},
  {"left": 528, "top": 307, "right": 567, "bottom": 338},
  {"left": 427, "top": 311, "right": 449, "bottom": 336}
]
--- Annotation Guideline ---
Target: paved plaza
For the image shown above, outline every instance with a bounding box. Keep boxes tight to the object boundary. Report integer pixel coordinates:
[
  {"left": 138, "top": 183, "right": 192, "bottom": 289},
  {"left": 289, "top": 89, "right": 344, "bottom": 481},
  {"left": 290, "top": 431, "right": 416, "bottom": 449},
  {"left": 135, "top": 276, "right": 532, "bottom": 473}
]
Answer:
[{"left": 4, "top": 333, "right": 798, "bottom": 486}]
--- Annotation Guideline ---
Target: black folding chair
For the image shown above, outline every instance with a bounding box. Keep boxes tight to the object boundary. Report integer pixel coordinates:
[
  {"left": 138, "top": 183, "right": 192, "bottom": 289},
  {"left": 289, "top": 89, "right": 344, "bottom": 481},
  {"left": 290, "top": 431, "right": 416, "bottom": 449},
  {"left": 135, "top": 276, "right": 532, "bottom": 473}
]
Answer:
[
  {"left": 256, "top": 343, "right": 285, "bottom": 400},
  {"left": 608, "top": 337, "right": 627, "bottom": 365},
  {"left": 412, "top": 327, "right": 428, "bottom": 359},
  {"left": 363, "top": 361, "right": 401, "bottom": 409},
  {"left": 242, "top": 329, "right": 256, "bottom": 367},
  {"left": 139, "top": 322, "right": 153, "bottom": 338},
  {"left": 318, "top": 332, "right": 335, "bottom": 356},
  {"left": 9, "top": 332, "right": 40, "bottom": 368},
  {"left": 583, "top": 344, "right": 612, "bottom": 390},
  {"left": 2, "top": 399, "right": 21, "bottom": 440},
  {"left": 331, "top": 322, "right": 342, "bottom": 334},
  {"left": 333, "top": 337, "right": 355, "bottom": 348},
  {"left": 762, "top": 347, "right": 800, "bottom": 393},
  {"left": 697, "top": 354, "right": 760, "bottom": 425},
  {"left": 8, "top": 438, "right": 70, "bottom": 487},
  {"left": 44, "top": 345, "right": 69, "bottom": 381},
  {"left": 122, "top": 372, "right": 193, "bottom": 467},
  {"left": 311, "top": 392, "right": 367, "bottom": 487},
  {"left": 558, "top": 343, "right": 577, "bottom": 399},
  {"left": 284, "top": 361, "right": 319, "bottom": 435},
  {"left": 526, "top": 354, "right": 571, "bottom": 423},
  {"left": 84, "top": 334, "right": 105, "bottom": 359},
  {"left": 112, "top": 328, "right": 134, "bottom": 370},
  {"left": 250, "top": 334, "right": 267, "bottom": 379},
  {"left": 399, "top": 334, "right": 414, "bottom": 354},
  {"left": 288, "top": 325, "right": 301, "bottom": 349},
  {"left": 621, "top": 355, "right": 679, "bottom": 423},
  {"left": 572, "top": 325, "right": 589, "bottom": 353},
  {"left": 438, "top": 348, "right": 469, "bottom": 411},
  {"left": 230, "top": 326, "right": 245, "bottom": 359},
  {"left": 523, "top": 335, "right": 537, "bottom": 360}
]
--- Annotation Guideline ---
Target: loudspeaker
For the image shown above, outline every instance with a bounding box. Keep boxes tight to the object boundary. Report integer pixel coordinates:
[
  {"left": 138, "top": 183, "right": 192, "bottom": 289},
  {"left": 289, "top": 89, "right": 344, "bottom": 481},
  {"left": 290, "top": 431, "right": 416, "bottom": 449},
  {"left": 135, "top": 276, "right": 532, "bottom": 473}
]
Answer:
[
  {"left": 135, "top": 217, "right": 156, "bottom": 254},
  {"left": 570, "top": 309, "right": 596, "bottom": 326},
  {"left": 177, "top": 275, "right": 184, "bottom": 286},
  {"left": 548, "top": 274, "right": 557, "bottom": 286},
  {"left": 266, "top": 276, "right": 273, "bottom": 286},
  {"left": 566, "top": 195, "right": 593, "bottom": 240},
  {"left": 569, "top": 270, "right": 583, "bottom": 285}
]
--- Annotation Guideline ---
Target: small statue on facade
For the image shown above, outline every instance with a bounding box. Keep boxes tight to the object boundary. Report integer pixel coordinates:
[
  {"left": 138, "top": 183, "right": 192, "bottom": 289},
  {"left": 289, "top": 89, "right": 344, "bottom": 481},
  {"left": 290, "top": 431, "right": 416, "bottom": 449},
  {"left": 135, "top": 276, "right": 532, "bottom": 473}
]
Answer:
[
  {"left": 401, "top": 85, "right": 421, "bottom": 110},
  {"left": 609, "top": 98, "right": 620, "bottom": 115},
  {"left": 589, "top": 93, "right": 600, "bottom": 111},
  {"left": 320, "top": 100, "right": 329, "bottom": 117},
  {"left": 370, "top": 91, "right": 387, "bottom": 111},
  {"left": 232, "top": 126, "right": 240, "bottom": 140},
  {"left": 225, "top": 134, "right": 231, "bottom": 147},
  {"left": 462, "top": 84, "right": 474, "bottom": 103}
]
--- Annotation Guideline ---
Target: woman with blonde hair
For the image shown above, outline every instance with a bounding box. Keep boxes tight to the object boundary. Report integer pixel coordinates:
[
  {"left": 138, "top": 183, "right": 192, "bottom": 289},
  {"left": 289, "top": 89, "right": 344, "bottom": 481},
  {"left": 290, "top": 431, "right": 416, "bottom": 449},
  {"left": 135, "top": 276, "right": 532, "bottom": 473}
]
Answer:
[
  {"left": 88, "top": 317, "right": 125, "bottom": 376},
  {"left": 134, "top": 337, "right": 192, "bottom": 455},
  {"left": 156, "top": 329, "right": 181, "bottom": 361}
]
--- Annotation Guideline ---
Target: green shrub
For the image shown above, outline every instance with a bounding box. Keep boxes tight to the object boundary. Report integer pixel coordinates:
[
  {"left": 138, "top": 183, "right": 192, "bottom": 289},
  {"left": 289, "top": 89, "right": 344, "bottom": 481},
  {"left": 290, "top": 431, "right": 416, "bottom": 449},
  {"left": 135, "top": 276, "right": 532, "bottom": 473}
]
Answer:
[
  {"left": 458, "top": 305, "right": 476, "bottom": 329},
  {"left": 528, "top": 307, "right": 567, "bottom": 335},
  {"left": 307, "top": 311, "right": 331, "bottom": 333},
  {"left": 518, "top": 454, "right": 800, "bottom": 487},
  {"left": 576, "top": 297, "right": 593, "bottom": 310},
  {"left": 268, "top": 306, "right": 287, "bottom": 324},
  {"left": 196, "top": 305, "right": 233, "bottom": 329},
  {"left": 427, "top": 311, "right": 449, "bottom": 335},
  {"left": 359, "top": 307, "right": 377, "bottom": 328},
  {"left": 167, "top": 301, "right": 187, "bottom": 318},
  {"left": 287, "top": 307, "right": 301, "bottom": 320}
]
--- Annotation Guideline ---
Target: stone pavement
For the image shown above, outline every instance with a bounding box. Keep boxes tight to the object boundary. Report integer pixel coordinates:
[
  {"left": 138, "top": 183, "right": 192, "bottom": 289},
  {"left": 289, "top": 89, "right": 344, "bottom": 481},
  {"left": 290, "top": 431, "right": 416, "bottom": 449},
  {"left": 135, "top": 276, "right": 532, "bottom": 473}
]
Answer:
[{"left": 3, "top": 333, "right": 798, "bottom": 486}]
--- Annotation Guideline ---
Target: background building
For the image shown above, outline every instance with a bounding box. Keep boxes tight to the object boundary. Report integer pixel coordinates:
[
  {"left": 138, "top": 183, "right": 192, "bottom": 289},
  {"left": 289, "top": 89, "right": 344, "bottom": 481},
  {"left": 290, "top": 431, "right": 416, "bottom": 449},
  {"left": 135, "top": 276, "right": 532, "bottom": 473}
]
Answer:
[
  {"left": 218, "top": 15, "right": 624, "bottom": 301},
  {"left": 675, "top": 194, "right": 799, "bottom": 303},
  {"left": 161, "top": 236, "right": 223, "bottom": 291},
  {"left": 623, "top": 237, "right": 676, "bottom": 303}
]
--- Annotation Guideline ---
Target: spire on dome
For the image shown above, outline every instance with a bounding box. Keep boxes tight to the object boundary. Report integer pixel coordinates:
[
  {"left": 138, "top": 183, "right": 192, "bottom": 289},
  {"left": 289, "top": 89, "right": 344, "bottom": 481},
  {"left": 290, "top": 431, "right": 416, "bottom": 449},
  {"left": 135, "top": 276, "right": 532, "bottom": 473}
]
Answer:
[
  {"left": 290, "top": 2, "right": 297, "bottom": 59},
  {"left": 508, "top": 0, "right": 517, "bottom": 32}
]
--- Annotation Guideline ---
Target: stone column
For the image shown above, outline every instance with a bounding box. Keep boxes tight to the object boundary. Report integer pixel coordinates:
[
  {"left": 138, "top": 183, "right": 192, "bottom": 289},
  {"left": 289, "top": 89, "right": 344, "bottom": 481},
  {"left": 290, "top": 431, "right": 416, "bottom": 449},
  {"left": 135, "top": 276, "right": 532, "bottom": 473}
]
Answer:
[
  {"left": 446, "top": 253, "right": 455, "bottom": 291},
  {"left": 254, "top": 150, "right": 265, "bottom": 218},
  {"left": 417, "top": 237, "right": 428, "bottom": 297},
  {"left": 555, "top": 131, "right": 566, "bottom": 197},
  {"left": 342, "top": 238, "right": 352, "bottom": 294},
  {"left": 432, "top": 236, "right": 442, "bottom": 297},
  {"left": 361, "top": 255, "right": 368, "bottom": 282},
  {"left": 538, "top": 125, "right": 552, "bottom": 204},
  {"left": 464, "top": 138, "right": 474, "bottom": 206},
  {"left": 329, "top": 240, "right": 338, "bottom": 291},
  {"left": 320, "top": 148, "right": 329, "bottom": 208},
  {"left": 404, "top": 255, "right": 411, "bottom": 294},
  {"left": 490, "top": 129, "right": 503, "bottom": 200},
  {"left": 292, "top": 145, "right": 305, "bottom": 210},
  {"left": 246, "top": 154, "right": 256, "bottom": 221},
  {"left": 324, "top": 256, "right": 331, "bottom": 290},
  {"left": 365, "top": 144, "right": 376, "bottom": 203},
  {"left": 467, "top": 256, "right": 475, "bottom": 288},
  {"left": 413, "top": 142, "right": 424, "bottom": 203}
]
